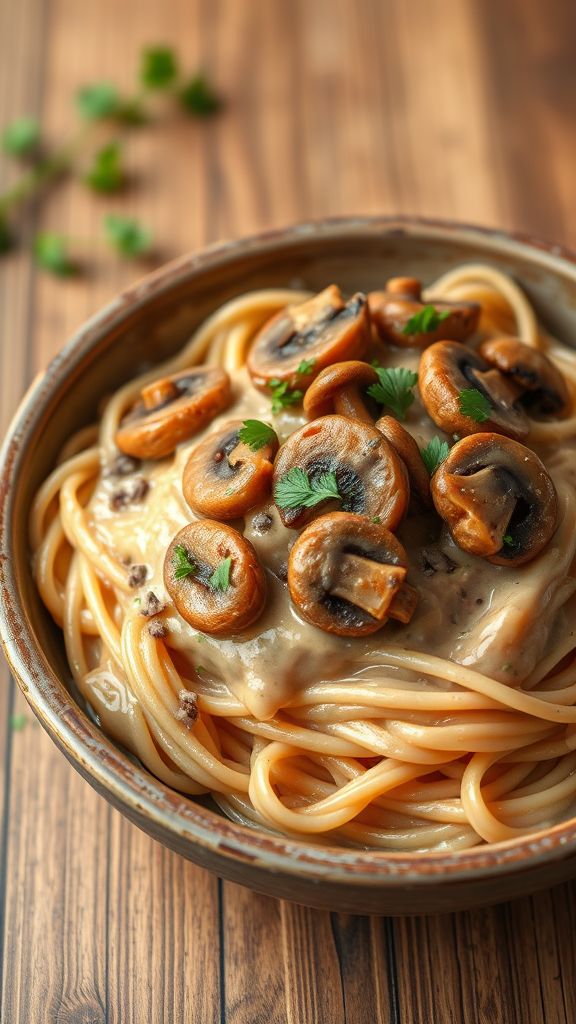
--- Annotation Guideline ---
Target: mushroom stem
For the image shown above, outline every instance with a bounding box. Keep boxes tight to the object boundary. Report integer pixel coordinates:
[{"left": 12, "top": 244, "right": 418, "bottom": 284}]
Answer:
[
  {"left": 334, "top": 385, "right": 374, "bottom": 423},
  {"left": 446, "top": 467, "right": 517, "bottom": 554},
  {"left": 388, "top": 583, "right": 420, "bottom": 624},
  {"left": 330, "top": 554, "right": 407, "bottom": 619},
  {"left": 141, "top": 378, "right": 180, "bottom": 411}
]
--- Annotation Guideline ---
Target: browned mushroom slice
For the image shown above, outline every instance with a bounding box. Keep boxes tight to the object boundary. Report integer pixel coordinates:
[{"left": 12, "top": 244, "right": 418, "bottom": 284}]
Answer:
[
  {"left": 273, "top": 414, "right": 409, "bottom": 530},
  {"left": 288, "top": 512, "right": 418, "bottom": 636},
  {"left": 375, "top": 415, "right": 432, "bottom": 509},
  {"left": 368, "top": 277, "right": 480, "bottom": 349},
  {"left": 418, "top": 341, "right": 529, "bottom": 440},
  {"left": 247, "top": 286, "right": 370, "bottom": 392},
  {"left": 116, "top": 368, "right": 232, "bottom": 460},
  {"left": 118, "top": 368, "right": 232, "bottom": 460},
  {"left": 479, "top": 336, "right": 571, "bottom": 419},
  {"left": 182, "top": 419, "right": 278, "bottom": 520},
  {"left": 164, "top": 520, "right": 266, "bottom": 634},
  {"left": 303, "top": 360, "right": 378, "bottom": 423},
  {"left": 431, "top": 433, "right": 558, "bottom": 566}
]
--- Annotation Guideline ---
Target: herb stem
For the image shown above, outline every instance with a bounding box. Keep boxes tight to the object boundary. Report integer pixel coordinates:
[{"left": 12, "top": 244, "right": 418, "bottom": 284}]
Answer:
[{"left": 0, "top": 125, "right": 89, "bottom": 217}]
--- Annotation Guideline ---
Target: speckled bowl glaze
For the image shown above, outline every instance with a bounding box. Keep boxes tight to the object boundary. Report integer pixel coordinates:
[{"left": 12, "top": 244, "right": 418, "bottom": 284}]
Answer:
[{"left": 3, "top": 217, "right": 576, "bottom": 916}]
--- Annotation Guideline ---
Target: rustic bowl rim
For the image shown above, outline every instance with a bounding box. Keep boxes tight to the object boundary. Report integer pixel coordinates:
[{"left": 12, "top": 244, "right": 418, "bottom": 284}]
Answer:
[{"left": 2, "top": 213, "right": 576, "bottom": 888}]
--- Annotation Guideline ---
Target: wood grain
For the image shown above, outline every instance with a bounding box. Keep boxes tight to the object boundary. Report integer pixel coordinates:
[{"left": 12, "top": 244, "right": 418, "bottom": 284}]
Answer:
[{"left": 1, "top": 0, "right": 576, "bottom": 1020}]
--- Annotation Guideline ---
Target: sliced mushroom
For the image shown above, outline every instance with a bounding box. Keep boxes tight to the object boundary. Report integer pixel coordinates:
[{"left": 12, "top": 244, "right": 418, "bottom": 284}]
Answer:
[
  {"left": 247, "top": 286, "right": 370, "bottom": 392},
  {"left": 419, "top": 341, "right": 529, "bottom": 440},
  {"left": 164, "top": 521, "right": 266, "bottom": 634},
  {"left": 368, "top": 277, "right": 480, "bottom": 349},
  {"left": 288, "top": 512, "right": 418, "bottom": 636},
  {"left": 479, "top": 336, "right": 571, "bottom": 419},
  {"left": 375, "top": 415, "right": 432, "bottom": 509},
  {"left": 431, "top": 433, "right": 558, "bottom": 565},
  {"left": 273, "top": 414, "right": 409, "bottom": 530},
  {"left": 303, "top": 360, "right": 378, "bottom": 423},
  {"left": 182, "top": 419, "right": 279, "bottom": 520},
  {"left": 116, "top": 367, "right": 231, "bottom": 460}
]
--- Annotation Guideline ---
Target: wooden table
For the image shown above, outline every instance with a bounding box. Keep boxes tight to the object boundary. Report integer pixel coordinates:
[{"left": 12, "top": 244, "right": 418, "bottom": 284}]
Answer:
[{"left": 1, "top": 0, "right": 576, "bottom": 1020}]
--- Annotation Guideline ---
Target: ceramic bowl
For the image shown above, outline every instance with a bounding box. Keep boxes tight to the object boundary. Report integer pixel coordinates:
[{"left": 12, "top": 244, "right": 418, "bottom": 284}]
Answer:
[{"left": 2, "top": 216, "right": 576, "bottom": 915}]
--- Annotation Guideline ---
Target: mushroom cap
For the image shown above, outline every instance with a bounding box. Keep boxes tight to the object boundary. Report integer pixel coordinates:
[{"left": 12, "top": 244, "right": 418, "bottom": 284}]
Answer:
[
  {"left": 303, "top": 360, "right": 378, "bottom": 420},
  {"left": 116, "top": 368, "right": 232, "bottom": 460},
  {"left": 375, "top": 415, "right": 432, "bottom": 509},
  {"left": 247, "top": 286, "right": 370, "bottom": 391},
  {"left": 418, "top": 340, "right": 530, "bottom": 440},
  {"left": 479, "top": 336, "right": 571, "bottom": 419},
  {"left": 431, "top": 432, "right": 558, "bottom": 566},
  {"left": 368, "top": 278, "right": 480, "bottom": 349},
  {"left": 164, "top": 520, "right": 267, "bottom": 634},
  {"left": 182, "top": 419, "right": 278, "bottom": 520},
  {"left": 273, "top": 414, "right": 409, "bottom": 530},
  {"left": 288, "top": 511, "right": 417, "bottom": 636}
]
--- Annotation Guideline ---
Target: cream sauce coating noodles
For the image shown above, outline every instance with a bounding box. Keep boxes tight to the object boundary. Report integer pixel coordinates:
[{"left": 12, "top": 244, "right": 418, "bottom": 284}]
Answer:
[{"left": 31, "top": 266, "right": 576, "bottom": 851}]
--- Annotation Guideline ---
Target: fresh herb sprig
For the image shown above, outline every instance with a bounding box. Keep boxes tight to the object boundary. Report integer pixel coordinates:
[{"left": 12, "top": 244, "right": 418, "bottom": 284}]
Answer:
[
  {"left": 269, "top": 379, "right": 303, "bottom": 414},
  {"left": 84, "top": 142, "right": 125, "bottom": 193},
  {"left": 403, "top": 305, "right": 450, "bottom": 336},
  {"left": 209, "top": 557, "right": 232, "bottom": 592},
  {"left": 275, "top": 467, "right": 341, "bottom": 510},
  {"left": 239, "top": 420, "right": 278, "bottom": 451},
  {"left": 459, "top": 388, "right": 491, "bottom": 423},
  {"left": 503, "top": 534, "right": 515, "bottom": 547},
  {"left": 296, "top": 358, "right": 316, "bottom": 375},
  {"left": 420, "top": 436, "right": 450, "bottom": 475},
  {"left": 367, "top": 366, "right": 418, "bottom": 420},
  {"left": 173, "top": 544, "right": 197, "bottom": 580},
  {"left": 2, "top": 117, "right": 40, "bottom": 157}
]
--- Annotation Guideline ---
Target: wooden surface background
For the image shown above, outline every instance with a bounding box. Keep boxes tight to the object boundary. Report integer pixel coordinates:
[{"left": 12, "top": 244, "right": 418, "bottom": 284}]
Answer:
[{"left": 1, "top": 0, "right": 576, "bottom": 1020}]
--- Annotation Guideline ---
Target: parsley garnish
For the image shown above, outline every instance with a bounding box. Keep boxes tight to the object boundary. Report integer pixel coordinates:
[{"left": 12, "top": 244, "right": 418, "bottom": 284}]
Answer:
[
  {"left": 367, "top": 366, "right": 418, "bottom": 420},
  {"left": 209, "top": 556, "right": 232, "bottom": 591},
  {"left": 275, "top": 467, "right": 341, "bottom": 510},
  {"left": 2, "top": 117, "right": 40, "bottom": 156},
  {"left": 105, "top": 214, "right": 152, "bottom": 257},
  {"left": 403, "top": 305, "right": 450, "bottom": 336},
  {"left": 269, "top": 378, "right": 303, "bottom": 414},
  {"left": 33, "top": 233, "right": 77, "bottom": 276},
  {"left": 459, "top": 388, "right": 491, "bottom": 423},
  {"left": 76, "top": 83, "right": 121, "bottom": 120},
  {"left": 238, "top": 420, "right": 278, "bottom": 452},
  {"left": 173, "top": 544, "right": 197, "bottom": 580},
  {"left": 371, "top": 516, "right": 382, "bottom": 525},
  {"left": 420, "top": 436, "right": 450, "bottom": 475},
  {"left": 180, "top": 73, "right": 222, "bottom": 117},
  {"left": 296, "top": 358, "right": 316, "bottom": 375},
  {"left": 10, "top": 713, "right": 27, "bottom": 731},
  {"left": 85, "top": 142, "right": 124, "bottom": 193},
  {"left": 141, "top": 47, "right": 179, "bottom": 89},
  {"left": 503, "top": 534, "right": 515, "bottom": 547}
]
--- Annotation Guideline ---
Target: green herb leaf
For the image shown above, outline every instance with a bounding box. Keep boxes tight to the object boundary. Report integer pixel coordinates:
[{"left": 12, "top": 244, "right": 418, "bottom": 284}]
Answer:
[
  {"left": 34, "top": 232, "right": 77, "bottom": 276},
  {"left": 296, "top": 358, "right": 316, "bottom": 375},
  {"left": 459, "top": 388, "right": 491, "bottom": 423},
  {"left": 238, "top": 419, "right": 278, "bottom": 452},
  {"left": 275, "top": 467, "right": 341, "bottom": 510},
  {"left": 85, "top": 142, "right": 125, "bottom": 193},
  {"left": 141, "top": 46, "right": 178, "bottom": 89},
  {"left": 209, "top": 556, "right": 232, "bottom": 592},
  {"left": 269, "top": 378, "right": 303, "bottom": 414},
  {"left": 10, "top": 713, "right": 27, "bottom": 731},
  {"left": 403, "top": 305, "right": 450, "bottom": 336},
  {"left": 367, "top": 366, "right": 418, "bottom": 420},
  {"left": 2, "top": 117, "right": 40, "bottom": 156},
  {"left": 76, "top": 82, "right": 120, "bottom": 120},
  {"left": 371, "top": 516, "right": 382, "bottom": 524},
  {"left": 105, "top": 214, "right": 152, "bottom": 257},
  {"left": 173, "top": 543, "right": 197, "bottom": 580},
  {"left": 420, "top": 436, "right": 450, "bottom": 475},
  {"left": 503, "top": 534, "right": 515, "bottom": 547},
  {"left": 0, "top": 217, "right": 14, "bottom": 255},
  {"left": 114, "top": 98, "right": 148, "bottom": 125},
  {"left": 180, "top": 73, "right": 222, "bottom": 117}
]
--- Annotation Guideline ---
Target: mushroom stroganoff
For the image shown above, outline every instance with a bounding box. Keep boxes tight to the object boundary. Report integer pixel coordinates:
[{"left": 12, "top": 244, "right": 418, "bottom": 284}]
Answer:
[{"left": 31, "top": 264, "right": 576, "bottom": 851}]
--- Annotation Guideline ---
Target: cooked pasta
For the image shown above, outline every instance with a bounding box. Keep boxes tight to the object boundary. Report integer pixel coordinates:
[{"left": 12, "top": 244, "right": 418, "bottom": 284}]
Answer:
[{"left": 31, "top": 265, "right": 576, "bottom": 851}]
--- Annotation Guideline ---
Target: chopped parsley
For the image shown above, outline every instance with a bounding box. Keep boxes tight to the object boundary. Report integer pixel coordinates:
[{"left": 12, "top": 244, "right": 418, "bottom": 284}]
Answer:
[
  {"left": 10, "top": 713, "right": 27, "bottom": 731},
  {"left": 503, "top": 534, "right": 515, "bottom": 547},
  {"left": 296, "top": 358, "right": 316, "bottom": 375},
  {"left": 2, "top": 117, "right": 40, "bottom": 156},
  {"left": 173, "top": 544, "right": 197, "bottom": 580},
  {"left": 403, "top": 305, "right": 450, "bottom": 336},
  {"left": 367, "top": 366, "right": 418, "bottom": 420},
  {"left": 209, "top": 556, "right": 232, "bottom": 592},
  {"left": 420, "top": 436, "right": 450, "bottom": 475},
  {"left": 269, "top": 378, "right": 303, "bottom": 414},
  {"left": 275, "top": 467, "right": 341, "bottom": 510},
  {"left": 238, "top": 419, "right": 278, "bottom": 451},
  {"left": 458, "top": 388, "right": 491, "bottom": 423}
]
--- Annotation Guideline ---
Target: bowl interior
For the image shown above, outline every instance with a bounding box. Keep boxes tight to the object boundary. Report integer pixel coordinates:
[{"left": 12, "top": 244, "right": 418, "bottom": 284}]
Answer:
[{"left": 5, "top": 218, "right": 576, "bottom": 907}]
